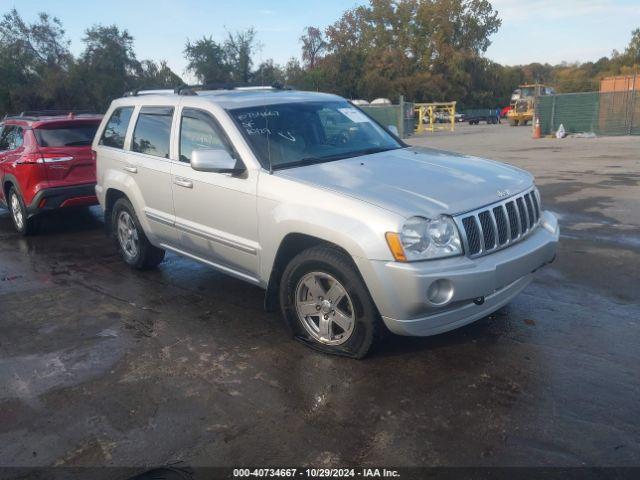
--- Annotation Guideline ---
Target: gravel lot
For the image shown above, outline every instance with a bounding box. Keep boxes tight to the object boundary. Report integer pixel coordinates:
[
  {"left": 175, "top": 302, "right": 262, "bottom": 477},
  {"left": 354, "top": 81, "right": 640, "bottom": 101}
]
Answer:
[{"left": 1, "top": 123, "right": 639, "bottom": 472}]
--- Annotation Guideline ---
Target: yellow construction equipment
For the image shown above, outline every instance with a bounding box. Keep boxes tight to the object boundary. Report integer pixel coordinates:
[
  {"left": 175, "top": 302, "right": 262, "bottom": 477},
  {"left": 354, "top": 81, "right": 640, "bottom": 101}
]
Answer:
[
  {"left": 414, "top": 102, "right": 456, "bottom": 133},
  {"left": 507, "top": 84, "right": 555, "bottom": 126}
]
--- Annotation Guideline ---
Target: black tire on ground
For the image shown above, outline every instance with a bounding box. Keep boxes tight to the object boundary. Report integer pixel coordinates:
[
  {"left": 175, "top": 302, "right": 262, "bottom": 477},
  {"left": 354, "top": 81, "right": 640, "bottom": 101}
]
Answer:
[
  {"left": 7, "top": 187, "right": 39, "bottom": 236},
  {"left": 111, "top": 197, "right": 165, "bottom": 270},
  {"left": 509, "top": 119, "right": 519, "bottom": 127},
  {"left": 279, "top": 245, "right": 384, "bottom": 359}
]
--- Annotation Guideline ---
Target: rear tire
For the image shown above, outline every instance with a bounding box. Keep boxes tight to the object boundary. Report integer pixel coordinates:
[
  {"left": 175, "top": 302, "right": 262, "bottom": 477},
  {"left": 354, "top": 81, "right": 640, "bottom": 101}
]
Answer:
[
  {"left": 279, "top": 245, "right": 383, "bottom": 359},
  {"left": 111, "top": 197, "right": 165, "bottom": 270},
  {"left": 509, "top": 119, "right": 519, "bottom": 127},
  {"left": 8, "top": 187, "right": 39, "bottom": 236}
]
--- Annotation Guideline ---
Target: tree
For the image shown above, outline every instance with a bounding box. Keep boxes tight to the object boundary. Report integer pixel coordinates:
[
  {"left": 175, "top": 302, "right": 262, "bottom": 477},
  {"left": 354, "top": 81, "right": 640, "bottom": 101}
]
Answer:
[
  {"left": 321, "top": 0, "right": 501, "bottom": 102},
  {"left": 300, "top": 27, "right": 326, "bottom": 69},
  {"left": 624, "top": 28, "right": 640, "bottom": 65},
  {"left": 0, "top": 8, "right": 71, "bottom": 68},
  {"left": 224, "top": 28, "right": 257, "bottom": 83},
  {"left": 77, "top": 25, "right": 141, "bottom": 109},
  {"left": 252, "top": 59, "right": 284, "bottom": 85},
  {"left": 0, "top": 9, "right": 73, "bottom": 113},
  {"left": 138, "top": 60, "right": 183, "bottom": 88},
  {"left": 184, "top": 36, "right": 230, "bottom": 83}
]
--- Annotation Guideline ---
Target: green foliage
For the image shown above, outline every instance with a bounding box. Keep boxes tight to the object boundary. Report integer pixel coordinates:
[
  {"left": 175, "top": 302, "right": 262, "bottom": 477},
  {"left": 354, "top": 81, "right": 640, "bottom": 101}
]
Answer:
[
  {"left": 0, "top": 3, "right": 637, "bottom": 116},
  {"left": 293, "top": 0, "right": 638, "bottom": 108},
  {"left": 252, "top": 59, "right": 285, "bottom": 85},
  {"left": 184, "top": 36, "right": 230, "bottom": 83},
  {"left": 0, "top": 9, "right": 183, "bottom": 115},
  {"left": 224, "top": 28, "right": 257, "bottom": 83}
]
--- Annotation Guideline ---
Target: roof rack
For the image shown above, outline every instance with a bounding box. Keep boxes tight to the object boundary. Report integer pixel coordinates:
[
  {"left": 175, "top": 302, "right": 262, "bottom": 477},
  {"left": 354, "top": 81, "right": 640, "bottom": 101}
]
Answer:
[
  {"left": 121, "top": 83, "right": 294, "bottom": 98},
  {"left": 173, "top": 82, "right": 292, "bottom": 96},
  {"left": 123, "top": 89, "right": 175, "bottom": 97},
  {"left": 2, "top": 110, "right": 99, "bottom": 121}
]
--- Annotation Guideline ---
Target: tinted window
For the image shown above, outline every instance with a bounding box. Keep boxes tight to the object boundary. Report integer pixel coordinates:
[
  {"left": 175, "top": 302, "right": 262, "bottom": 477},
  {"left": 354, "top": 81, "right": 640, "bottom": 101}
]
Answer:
[
  {"left": 35, "top": 124, "right": 99, "bottom": 147},
  {"left": 179, "top": 109, "right": 232, "bottom": 163},
  {"left": 0, "top": 125, "right": 9, "bottom": 151},
  {"left": 0, "top": 126, "right": 23, "bottom": 151},
  {"left": 132, "top": 107, "right": 174, "bottom": 159},
  {"left": 100, "top": 107, "right": 134, "bottom": 149}
]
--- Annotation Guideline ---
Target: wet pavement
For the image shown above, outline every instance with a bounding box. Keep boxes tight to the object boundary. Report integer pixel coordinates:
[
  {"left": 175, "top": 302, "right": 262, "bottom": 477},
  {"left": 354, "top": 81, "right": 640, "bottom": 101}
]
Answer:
[{"left": 0, "top": 124, "right": 639, "bottom": 470}]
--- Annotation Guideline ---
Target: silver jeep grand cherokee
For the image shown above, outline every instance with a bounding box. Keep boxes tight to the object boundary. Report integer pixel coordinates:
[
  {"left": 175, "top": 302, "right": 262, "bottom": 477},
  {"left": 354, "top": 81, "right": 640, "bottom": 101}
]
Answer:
[{"left": 94, "top": 86, "right": 559, "bottom": 358}]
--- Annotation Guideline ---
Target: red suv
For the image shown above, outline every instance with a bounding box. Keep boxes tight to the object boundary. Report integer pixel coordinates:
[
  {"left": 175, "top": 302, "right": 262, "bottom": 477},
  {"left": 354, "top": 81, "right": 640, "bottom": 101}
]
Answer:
[{"left": 0, "top": 111, "right": 103, "bottom": 235}]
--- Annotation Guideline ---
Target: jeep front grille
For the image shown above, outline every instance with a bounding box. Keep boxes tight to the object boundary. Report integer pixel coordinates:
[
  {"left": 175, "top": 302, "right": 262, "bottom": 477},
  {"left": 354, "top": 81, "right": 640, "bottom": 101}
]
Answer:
[{"left": 455, "top": 188, "right": 541, "bottom": 258}]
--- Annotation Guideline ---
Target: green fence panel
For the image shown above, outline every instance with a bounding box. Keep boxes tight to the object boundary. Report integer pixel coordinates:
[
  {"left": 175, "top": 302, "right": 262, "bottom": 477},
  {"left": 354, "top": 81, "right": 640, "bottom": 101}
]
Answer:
[
  {"left": 536, "top": 91, "right": 639, "bottom": 136},
  {"left": 360, "top": 105, "right": 399, "bottom": 130},
  {"left": 537, "top": 96, "right": 554, "bottom": 135}
]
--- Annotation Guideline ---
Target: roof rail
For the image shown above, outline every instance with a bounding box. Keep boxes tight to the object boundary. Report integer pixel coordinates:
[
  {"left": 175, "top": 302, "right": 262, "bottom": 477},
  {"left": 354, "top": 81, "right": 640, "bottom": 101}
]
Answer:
[
  {"left": 123, "top": 89, "right": 175, "bottom": 97},
  {"left": 3, "top": 110, "right": 98, "bottom": 121},
  {"left": 174, "top": 82, "right": 293, "bottom": 96}
]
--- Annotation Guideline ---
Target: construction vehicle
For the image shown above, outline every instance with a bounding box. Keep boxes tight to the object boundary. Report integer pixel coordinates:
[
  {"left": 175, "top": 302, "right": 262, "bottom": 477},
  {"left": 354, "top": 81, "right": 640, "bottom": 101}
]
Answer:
[{"left": 507, "top": 84, "right": 555, "bottom": 126}]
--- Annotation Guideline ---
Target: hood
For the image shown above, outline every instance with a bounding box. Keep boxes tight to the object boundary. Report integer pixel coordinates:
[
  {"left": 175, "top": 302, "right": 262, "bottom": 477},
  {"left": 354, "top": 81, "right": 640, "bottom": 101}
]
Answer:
[{"left": 276, "top": 147, "right": 533, "bottom": 218}]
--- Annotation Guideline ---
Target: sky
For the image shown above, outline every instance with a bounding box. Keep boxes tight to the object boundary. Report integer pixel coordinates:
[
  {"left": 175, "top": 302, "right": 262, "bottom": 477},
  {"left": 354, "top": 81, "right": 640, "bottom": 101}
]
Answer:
[{"left": 1, "top": 0, "right": 639, "bottom": 82}]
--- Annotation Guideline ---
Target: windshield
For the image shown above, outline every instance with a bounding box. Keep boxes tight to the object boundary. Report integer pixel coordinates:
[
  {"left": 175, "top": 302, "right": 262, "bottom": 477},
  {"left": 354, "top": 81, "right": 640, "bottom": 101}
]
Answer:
[
  {"left": 35, "top": 124, "right": 99, "bottom": 147},
  {"left": 228, "top": 101, "right": 403, "bottom": 170}
]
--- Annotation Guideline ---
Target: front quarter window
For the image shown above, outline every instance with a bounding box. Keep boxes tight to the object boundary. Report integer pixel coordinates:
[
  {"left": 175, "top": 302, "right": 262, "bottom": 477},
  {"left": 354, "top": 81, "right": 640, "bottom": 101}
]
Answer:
[{"left": 229, "top": 101, "right": 402, "bottom": 170}]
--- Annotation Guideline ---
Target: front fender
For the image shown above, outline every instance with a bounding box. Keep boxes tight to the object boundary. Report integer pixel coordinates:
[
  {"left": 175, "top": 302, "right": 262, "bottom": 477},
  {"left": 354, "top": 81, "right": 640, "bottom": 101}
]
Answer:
[{"left": 257, "top": 173, "right": 403, "bottom": 284}]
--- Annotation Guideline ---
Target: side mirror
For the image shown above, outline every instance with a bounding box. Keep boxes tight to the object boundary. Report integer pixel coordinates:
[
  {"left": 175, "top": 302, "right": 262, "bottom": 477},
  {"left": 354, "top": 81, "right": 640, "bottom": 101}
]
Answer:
[
  {"left": 387, "top": 125, "right": 399, "bottom": 136},
  {"left": 191, "top": 149, "right": 244, "bottom": 174}
]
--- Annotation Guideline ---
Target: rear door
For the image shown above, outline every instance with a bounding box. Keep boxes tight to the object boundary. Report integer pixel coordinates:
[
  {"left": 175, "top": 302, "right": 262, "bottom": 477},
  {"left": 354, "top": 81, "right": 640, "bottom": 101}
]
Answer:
[
  {"left": 127, "top": 106, "right": 177, "bottom": 245},
  {"left": 33, "top": 120, "right": 101, "bottom": 186}
]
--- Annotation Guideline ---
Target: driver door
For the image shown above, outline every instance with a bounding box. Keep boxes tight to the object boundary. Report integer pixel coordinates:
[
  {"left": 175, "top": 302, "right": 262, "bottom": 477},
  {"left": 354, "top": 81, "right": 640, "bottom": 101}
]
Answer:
[{"left": 170, "top": 107, "right": 260, "bottom": 282}]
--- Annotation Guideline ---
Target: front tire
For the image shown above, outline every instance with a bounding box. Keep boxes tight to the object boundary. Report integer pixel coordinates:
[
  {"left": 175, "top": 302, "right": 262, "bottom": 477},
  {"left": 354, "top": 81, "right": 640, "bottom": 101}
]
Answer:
[
  {"left": 8, "top": 187, "right": 38, "bottom": 236},
  {"left": 279, "top": 245, "right": 383, "bottom": 358},
  {"left": 111, "top": 198, "right": 165, "bottom": 270}
]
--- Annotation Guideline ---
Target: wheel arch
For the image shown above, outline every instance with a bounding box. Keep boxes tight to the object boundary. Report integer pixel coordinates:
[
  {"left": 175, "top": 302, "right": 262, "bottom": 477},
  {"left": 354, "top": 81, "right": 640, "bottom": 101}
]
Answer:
[
  {"left": 103, "top": 188, "right": 128, "bottom": 235},
  {"left": 263, "top": 233, "right": 359, "bottom": 312},
  {"left": 3, "top": 174, "right": 21, "bottom": 200}
]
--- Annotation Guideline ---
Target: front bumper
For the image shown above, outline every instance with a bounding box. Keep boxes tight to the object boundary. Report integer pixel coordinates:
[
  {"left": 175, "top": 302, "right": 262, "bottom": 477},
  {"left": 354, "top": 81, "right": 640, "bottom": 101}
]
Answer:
[
  {"left": 356, "top": 211, "right": 559, "bottom": 336},
  {"left": 27, "top": 184, "right": 98, "bottom": 216}
]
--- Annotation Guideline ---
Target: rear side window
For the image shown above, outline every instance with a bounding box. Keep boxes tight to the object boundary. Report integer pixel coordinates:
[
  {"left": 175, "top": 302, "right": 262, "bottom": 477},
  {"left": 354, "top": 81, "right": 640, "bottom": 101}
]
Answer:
[
  {"left": 132, "top": 107, "right": 174, "bottom": 159},
  {"left": 100, "top": 107, "right": 134, "bottom": 149},
  {"left": 0, "top": 126, "right": 23, "bottom": 151},
  {"left": 35, "top": 124, "right": 99, "bottom": 147}
]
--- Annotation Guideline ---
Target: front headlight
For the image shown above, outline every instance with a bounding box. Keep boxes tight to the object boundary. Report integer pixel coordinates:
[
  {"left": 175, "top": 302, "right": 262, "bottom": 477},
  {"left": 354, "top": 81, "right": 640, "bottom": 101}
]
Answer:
[{"left": 386, "top": 215, "right": 463, "bottom": 261}]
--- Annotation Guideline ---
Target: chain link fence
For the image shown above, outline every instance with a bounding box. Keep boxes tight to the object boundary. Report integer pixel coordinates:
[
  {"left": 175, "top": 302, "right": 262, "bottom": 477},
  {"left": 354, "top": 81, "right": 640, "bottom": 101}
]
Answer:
[{"left": 536, "top": 90, "right": 640, "bottom": 136}]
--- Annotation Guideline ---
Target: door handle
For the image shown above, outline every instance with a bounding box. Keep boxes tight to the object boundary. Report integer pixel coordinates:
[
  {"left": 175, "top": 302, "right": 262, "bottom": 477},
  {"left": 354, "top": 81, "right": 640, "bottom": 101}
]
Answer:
[
  {"left": 174, "top": 177, "right": 193, "bottom": 189},
  {"left": 123, "top": 165, "right": 137, "bottom": 173}
]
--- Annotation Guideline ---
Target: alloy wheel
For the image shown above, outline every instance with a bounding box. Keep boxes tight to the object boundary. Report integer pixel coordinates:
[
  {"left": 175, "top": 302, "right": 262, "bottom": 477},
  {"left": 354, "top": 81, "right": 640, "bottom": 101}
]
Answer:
[
  {"left": 117, "top": 210, "right": 139, "bottom": 259},
  {"left": 10, "top": 193, "right": 24, "bottom": 231},
  {"left": 295, "top": 271, "right": 356, "bottom": 345}
]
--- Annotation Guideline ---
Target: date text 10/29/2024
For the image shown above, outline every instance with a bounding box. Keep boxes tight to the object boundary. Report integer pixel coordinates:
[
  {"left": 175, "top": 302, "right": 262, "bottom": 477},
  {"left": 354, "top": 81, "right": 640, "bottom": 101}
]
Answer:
[{"left": 233, "top": 468, "right": 401, "bottom": 478}]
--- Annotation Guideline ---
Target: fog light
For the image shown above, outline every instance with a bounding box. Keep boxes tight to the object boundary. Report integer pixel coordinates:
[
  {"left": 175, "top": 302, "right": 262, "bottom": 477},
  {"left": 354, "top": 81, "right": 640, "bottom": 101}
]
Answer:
[{"left": 427, "top": 279, "right": 454, "bottom": 306}]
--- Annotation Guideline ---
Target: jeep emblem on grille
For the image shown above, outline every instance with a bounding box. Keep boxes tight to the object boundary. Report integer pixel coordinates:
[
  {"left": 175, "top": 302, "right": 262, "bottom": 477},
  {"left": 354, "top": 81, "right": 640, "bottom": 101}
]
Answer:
[{"left": 497, "top": 189, "right": 510, "bottom": 198}]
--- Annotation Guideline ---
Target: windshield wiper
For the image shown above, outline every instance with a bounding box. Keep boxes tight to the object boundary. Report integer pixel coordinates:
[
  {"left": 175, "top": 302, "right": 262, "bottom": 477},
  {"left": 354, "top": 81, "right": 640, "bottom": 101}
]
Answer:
[{"left": 276, "top": 146, "right": 402, "bottom": 170}]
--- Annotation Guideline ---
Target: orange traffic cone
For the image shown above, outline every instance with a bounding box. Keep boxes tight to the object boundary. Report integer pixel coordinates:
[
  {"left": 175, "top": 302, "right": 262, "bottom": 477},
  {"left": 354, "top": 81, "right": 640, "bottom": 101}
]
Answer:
[{"left": 532, "top": 117, "right": 542, "bottom": 139}]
